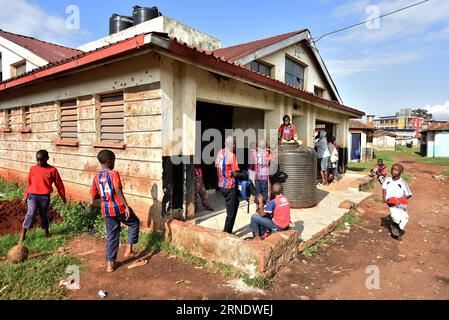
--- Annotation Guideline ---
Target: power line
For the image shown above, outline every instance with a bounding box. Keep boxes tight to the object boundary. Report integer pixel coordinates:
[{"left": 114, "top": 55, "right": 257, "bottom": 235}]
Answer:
[{"left": 313, "top": 0, "right": 431, "bottom": 43}]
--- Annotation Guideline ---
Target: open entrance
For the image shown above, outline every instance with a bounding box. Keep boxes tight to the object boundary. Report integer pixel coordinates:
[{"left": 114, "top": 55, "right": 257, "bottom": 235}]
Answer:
[{"left": 196, "top": 101, "right": 234, "bottom": 190}]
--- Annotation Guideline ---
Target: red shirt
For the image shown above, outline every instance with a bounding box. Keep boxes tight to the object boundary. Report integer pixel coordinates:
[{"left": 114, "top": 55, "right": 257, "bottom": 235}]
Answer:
[
  {"left": 194, "top": 165, "right": 203, "bottom": 177},
  {"left": 373, "top": 164, "right": 387, "bottom": 177},
  {"left": 24, "top": 165, "right": 65, "bottom": 199},
  {"left": 278, "top": 124, "right": 298, "bottom": 141},
  {"left": 91, "top": 170, "right": 126, "bottom": 218},
  {"left": 264, "top": 195, "right": 291, "bottom": 229},
  {"left": 215, "top": 148, "right": 240, "bottom": 189}
]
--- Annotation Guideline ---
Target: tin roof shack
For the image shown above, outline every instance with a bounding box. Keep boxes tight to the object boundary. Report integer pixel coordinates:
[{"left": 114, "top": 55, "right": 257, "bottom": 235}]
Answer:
[
  {"left": 372, "top": 129, "right": 397, "bottom": 151},
  {"left": 0, "top": 25, "right": 364, "bottom": 227},
  {"left": 420, "top": 122, "right": 449, "bottom": 157},
  {"left": 348, "top": 120, "right": 375, "bottom": 162}
]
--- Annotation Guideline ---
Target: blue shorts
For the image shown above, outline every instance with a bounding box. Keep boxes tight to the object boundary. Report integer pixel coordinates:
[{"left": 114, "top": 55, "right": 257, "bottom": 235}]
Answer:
[{"left": 320, "top": 157, "right": 330, "bottom": 172}]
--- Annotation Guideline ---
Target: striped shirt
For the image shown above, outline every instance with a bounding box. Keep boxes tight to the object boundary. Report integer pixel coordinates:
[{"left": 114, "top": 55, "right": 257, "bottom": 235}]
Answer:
[
  {"left": 215, "top": 148, "right": 239, "bottom": 189},
  {"left": 254, "top": 148, "right": 275, "bottom": 181},
  {"left": 278, "top": 124, "right": 297, "bottom": 141},
  {"left": 91, "top": 170, "right": 126, "bottom": 217}
]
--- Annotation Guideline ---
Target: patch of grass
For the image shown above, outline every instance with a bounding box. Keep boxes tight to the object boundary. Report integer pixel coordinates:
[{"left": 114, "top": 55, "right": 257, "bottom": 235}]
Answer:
[
  {"left": 301, "top": 238, "right": 330, "bottom": 257},
  {"left": 0, "top": 255, "right": 84, "bottom": 300},
  {"left": 402, "top": 172, "right": 414, "bottom": 184},
  {"left": 335, "top": 211, "right": 363, "bottom": 231},
  {"left": 443, "top": 170, "right": 449, "bottom": 178},
  {"left": 241, "top": 274, "right": 270, "bottom": 290},
  {"left": 0, "top": 179, "right": 26, "bottom": 201},
  {"left": 418, "top": 157, "right": 449, "bottom": 167}
]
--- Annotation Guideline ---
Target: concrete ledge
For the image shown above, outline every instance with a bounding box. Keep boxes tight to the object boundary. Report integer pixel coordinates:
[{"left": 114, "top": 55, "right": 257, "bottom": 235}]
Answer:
[{"left": 164, "top": 219, "right": 299, "bottom": 277}]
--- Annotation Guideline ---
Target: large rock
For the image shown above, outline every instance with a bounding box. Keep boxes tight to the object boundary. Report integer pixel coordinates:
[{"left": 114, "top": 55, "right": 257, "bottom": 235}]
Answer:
[{"left": 7, "top": 245, "right": 29, "bottom": 264}]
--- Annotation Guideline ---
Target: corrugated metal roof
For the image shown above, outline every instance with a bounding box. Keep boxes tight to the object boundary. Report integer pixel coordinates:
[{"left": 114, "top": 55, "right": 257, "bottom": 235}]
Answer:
[
  {"left": 349, "top": 120, "right": 374, "bottom": 130},
  {"left": 423, "top": 122, "right": 449, "bottom": 132},
  {"left": 213, "top": 30, "right": 306, "bottom": 62},
  {"left": 0, "top": 32, "right": 365, "bottom": 117},
  {"left": 0, "top": 29, "right": 83, "bottom": 63}
]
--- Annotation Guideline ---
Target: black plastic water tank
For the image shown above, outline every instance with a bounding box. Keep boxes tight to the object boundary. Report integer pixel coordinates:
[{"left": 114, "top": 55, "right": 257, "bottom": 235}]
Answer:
[
  {"left": 109, "top": 14, "right": 133, "bottom": 35},
  {"left": 278, "top": 143, "right": 318, "bottom": 208},
  {"left": 132, "top": 6, "right": 162, "bottom": 25}
]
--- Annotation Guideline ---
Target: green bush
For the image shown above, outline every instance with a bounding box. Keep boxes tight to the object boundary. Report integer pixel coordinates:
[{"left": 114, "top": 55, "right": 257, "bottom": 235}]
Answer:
[
  {"left": 50, "top": 196, "right": 102, "bottom": 236},
  {"left": 0, "top": 179, "right": 26, "bottom": 201}
]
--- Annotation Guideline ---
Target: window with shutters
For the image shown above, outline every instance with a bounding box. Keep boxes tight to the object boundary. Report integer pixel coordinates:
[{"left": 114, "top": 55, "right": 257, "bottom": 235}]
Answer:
[
  {"left": 99, "top": 92, "right": 124, "bottom": 143},
  {"left": 7, "top": 109, "right": 12, "bottom": 127},
  {"left": 60, "top": 100, "right": 78, "bottom": 140},
  {"left": 24, "top": 107, "right": 31, "bottom": 128}
]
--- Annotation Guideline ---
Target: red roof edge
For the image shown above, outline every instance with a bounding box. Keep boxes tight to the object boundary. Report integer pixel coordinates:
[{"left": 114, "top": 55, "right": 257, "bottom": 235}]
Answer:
[
  {"left": 165, "top": 40, "right": 364, "bottom": 117},
  {"left": 0, "top": 35, "right": 146, "bottom": 91}
]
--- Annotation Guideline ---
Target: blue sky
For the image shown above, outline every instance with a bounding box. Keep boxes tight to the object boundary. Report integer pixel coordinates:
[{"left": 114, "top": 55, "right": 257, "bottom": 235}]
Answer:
[{"left": 1, "top": 0, "right": 449, "bottom": 119}]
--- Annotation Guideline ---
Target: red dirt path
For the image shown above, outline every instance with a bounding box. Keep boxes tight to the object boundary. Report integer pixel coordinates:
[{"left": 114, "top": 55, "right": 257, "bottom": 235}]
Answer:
[
  {"left": 0, "top": 199, "right": 61, "bottom": 236},
  {"left": 67, "top": 155, "right": 449, "bottom": 300}
]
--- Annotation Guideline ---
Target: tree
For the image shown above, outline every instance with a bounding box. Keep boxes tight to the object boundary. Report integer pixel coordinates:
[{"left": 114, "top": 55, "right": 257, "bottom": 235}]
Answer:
[{"left": 412, "top": 108, "right": 432, "bottom": 119}]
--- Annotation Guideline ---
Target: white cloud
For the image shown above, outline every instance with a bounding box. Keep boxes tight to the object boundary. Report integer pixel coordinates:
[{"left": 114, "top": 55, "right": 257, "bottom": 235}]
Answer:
[
  {"left": 0, "top": 0, "right": 89, "bottom": 47},
  {"left": 329, "top": 0, "right": 449, "bottom": 45},
  {"left": 424, "top": 101, "right": 449, "bottom": 121},
  {"left": 326, "top": 50, "right": 424, "bottom": 77}
]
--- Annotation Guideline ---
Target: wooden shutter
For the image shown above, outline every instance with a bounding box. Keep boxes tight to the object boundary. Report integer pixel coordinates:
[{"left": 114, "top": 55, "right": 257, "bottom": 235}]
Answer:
[
  {"left": 24, "top": 107, "right": 31, "bottom": 128},
  {"left": 100, "top": 92, "right": 124, "bottom": 143},
  {"left": 60, "top": 100, "right": 78, "bottom": 140},
  {"left": 7, "top": 110, "right": 12, "bottom": 128}
]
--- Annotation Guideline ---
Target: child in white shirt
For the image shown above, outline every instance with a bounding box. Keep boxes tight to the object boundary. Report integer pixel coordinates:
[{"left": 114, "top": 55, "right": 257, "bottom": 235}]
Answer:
[{"left": 382, "top": 163, "right": 412, "bottom": 241}]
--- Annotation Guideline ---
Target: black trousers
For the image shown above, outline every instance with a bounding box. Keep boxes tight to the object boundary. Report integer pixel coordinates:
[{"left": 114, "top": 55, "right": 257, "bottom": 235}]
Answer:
[{"left": 221, "top": 188, "right": 239, "bottom": 234}]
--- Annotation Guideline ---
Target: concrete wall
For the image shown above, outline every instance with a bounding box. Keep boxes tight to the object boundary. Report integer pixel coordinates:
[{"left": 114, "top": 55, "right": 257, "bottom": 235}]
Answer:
[
  {"left": 0, "top": 54, "right": 164, "bottom": 229},
  {"left": 258, "top": 41, "right": 333, "bottom": 100},
  {"left": 78, "top": 16, "right": 221, "bottom": 52},
  {"left": 373, "top": 136, "right": 396, "bottom": 150},
  {"left": 434, "top": 132, "right": 449, "bottom": 157}
]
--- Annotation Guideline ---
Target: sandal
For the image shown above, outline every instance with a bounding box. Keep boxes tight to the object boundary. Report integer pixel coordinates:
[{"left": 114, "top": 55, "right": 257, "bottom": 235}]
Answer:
[{"left": 127, "top": 259, "right": 148, "bottom": 269}]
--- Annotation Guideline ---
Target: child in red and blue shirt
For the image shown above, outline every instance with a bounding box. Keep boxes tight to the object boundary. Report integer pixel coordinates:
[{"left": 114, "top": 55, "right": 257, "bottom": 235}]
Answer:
[
  {"left": 19, "top": 150, "right": 66, "bottom": 243},
  {"left": 253, "top": 139, "right": 276, "bottom": 206},
  {"left": 91, "top": 150, "right": 140, "bottom": 272}
]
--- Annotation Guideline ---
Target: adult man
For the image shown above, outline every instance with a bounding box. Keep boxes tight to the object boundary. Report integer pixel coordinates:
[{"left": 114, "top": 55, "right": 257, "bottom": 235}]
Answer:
[
  {"left": 315, "top": 130, "right": 330, "bottom": 186},
  {"left": 215, "top": 136, "right": 246, "bottom": 234}
]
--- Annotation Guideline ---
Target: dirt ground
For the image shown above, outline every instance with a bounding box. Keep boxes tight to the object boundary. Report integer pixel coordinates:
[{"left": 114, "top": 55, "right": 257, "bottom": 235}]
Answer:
[
  {"left": 0, "top": 199, "right": 61, "bottom": 236},
  {"left": 68, "top": 155, "right": 449, "bottom": 300}
]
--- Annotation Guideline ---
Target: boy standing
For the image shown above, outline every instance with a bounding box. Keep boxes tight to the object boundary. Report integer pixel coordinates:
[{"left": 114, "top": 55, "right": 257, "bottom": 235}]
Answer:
[
  {"left": 371, "top": 159, "right": 388, "bottom": 184},
  {"left": 247, "top": 183, "right": 291, "bottom": 241},
  {"left": 253, "top": 139, "right": 276, "bottom": 206},
  {"left": 382, "top": 163, "right": 412, "bottom": 241},
  {"left": 19, "top": 150, "right": 66, "bottom": 244},
  {"left": 91, "top": 150, "right": 140, "bottom": 272}
]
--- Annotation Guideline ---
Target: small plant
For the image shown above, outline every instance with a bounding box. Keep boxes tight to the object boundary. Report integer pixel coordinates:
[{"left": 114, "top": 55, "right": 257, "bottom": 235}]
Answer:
[
  {"left": 241, "top": 274, "right": 270, "bottom": 290},
  {"left": 0, "top": 179, "right": 26, "bottom": 200},
  {"left": 442, "top": 170, "right": 449, "bottom": 178}
]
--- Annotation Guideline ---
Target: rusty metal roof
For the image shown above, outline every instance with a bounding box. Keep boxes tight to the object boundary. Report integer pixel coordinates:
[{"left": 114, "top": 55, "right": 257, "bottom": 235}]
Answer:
[
  {"left": 213, "top": 30, "right": 307, "bottom": 62},
  {"left": 0, "top": 32, "right": 365, "bottom": 117},
  {"left": 422, "top": 122, "right": 449, "bottom": 132},
  {"left": 0, "top": 29, "right": 83, "bottom": 63},
  {"left": 349, "top": 120, "right": 375, "bottom": 130}
]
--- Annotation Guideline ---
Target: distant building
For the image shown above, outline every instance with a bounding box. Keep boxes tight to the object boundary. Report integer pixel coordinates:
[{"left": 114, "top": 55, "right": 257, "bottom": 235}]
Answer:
[
  {"left": 420, "top": 123, "right": 449, "bottom": 157},
  {"left": 348, "top": 120, "right": 375, "bottom": 162},
  {"left": 372, "top": 130, "right": 396, "bottom": 151}
]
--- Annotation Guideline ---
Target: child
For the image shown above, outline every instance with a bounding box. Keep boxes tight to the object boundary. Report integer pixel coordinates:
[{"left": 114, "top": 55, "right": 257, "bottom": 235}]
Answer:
[
  {"left": 19, "top": 150, "right": 66, "bottom": 244},
  {"left": 91, "top": 150, "right": 140, "bottom": 272},
  {"left": 253, "top": 138, "right": 276, "bottom": 206},
  {"left": 371, "top": 159, "right": 388, "bottom": 184},
  {"left": 382, "top": 163, "right": 412, "bottom": 241},
  {"left": 246, "top": 183, "right": 291, "bottom": 241},
  {"left": 194, "top": 164, "right": 214, "bottom": 212}
]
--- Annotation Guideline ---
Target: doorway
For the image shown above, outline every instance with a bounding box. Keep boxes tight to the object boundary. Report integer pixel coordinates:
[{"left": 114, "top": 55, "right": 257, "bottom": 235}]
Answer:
[{"left": 196, "top": 101, "right": 234, "bottom": 190}]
